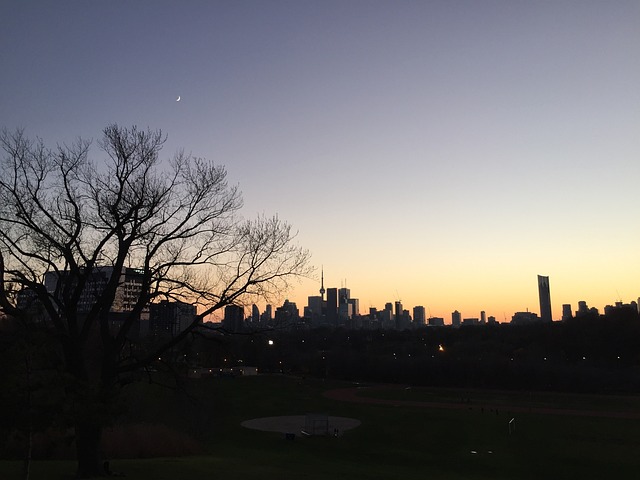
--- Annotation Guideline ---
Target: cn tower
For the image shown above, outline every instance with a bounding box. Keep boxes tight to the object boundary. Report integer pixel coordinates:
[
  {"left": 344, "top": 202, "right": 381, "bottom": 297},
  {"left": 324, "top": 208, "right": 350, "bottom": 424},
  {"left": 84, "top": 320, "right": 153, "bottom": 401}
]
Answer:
[{"left": 319, "top": 266, "right": 325, "bottom": 301}]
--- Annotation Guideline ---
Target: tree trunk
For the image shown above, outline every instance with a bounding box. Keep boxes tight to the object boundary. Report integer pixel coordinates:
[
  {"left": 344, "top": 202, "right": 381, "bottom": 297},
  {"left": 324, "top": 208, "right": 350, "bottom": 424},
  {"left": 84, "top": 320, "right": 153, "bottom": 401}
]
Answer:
[
  {"left": 22, "top": 427, "right": 32, "bottom": 480},
  {"left": 22, "top": 350, "right": 33, "bottom": 480},
  {"left": 75, "top": 422, "right": 105, "bottom": 478}
]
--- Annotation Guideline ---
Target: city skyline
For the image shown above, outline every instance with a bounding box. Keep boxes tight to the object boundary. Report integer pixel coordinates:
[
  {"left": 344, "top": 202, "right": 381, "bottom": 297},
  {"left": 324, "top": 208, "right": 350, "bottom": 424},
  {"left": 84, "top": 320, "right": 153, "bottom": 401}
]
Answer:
[
  {"left": 260, "top": 272, "right": 638, "bottom": 325},
  {"left": 2, "top": 1, "right": 638, "bottom": 321}
]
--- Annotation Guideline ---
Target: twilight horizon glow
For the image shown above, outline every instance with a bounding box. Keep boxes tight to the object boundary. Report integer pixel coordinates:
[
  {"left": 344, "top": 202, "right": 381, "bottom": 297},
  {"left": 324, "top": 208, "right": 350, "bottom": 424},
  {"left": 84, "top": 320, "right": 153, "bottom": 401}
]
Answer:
[{"left": 1, "top": 1, "right": 638, "bottom": 322}]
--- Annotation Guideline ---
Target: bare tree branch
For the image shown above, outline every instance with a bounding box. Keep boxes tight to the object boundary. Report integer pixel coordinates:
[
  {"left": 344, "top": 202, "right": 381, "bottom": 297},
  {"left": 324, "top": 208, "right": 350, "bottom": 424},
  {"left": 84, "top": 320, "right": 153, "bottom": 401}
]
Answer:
[{"left": 0, "top": 124, "right": 312, "bottom": 477}]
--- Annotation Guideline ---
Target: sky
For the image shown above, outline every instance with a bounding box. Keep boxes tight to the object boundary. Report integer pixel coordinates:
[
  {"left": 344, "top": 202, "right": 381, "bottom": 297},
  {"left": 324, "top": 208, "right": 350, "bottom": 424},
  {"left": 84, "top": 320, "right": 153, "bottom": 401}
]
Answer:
[{"left": 1, "top": 1, "right": 639, "bottom": 322}]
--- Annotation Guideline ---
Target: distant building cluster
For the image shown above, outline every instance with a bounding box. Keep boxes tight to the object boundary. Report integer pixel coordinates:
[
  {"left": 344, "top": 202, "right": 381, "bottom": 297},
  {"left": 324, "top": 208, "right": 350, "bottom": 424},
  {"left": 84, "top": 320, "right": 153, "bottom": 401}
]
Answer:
[
  {"left": 15, "top": 266, "right": 196, "bottom": 339},
  {"left": 230, "top": 273, "right": 640, "bottom": 332},
  {"left": 11, "top": 268, "right": 640, "bottom": 335}
]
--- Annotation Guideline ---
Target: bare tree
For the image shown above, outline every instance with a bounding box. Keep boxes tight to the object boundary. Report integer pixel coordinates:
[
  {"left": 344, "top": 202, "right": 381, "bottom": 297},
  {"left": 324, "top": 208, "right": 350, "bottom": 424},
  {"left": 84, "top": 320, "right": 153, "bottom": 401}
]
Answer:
[{"left": 0, "top": 125, "right": 311, "bottom": 477}]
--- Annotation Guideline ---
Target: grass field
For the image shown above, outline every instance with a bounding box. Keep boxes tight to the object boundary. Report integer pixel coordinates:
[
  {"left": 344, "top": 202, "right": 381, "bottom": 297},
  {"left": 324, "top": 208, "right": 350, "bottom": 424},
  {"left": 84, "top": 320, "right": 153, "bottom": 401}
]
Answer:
[
  {"left": 2, "top": 375, "right": 640, "bottom": 479},
  {"left": 352, "top": 383, "right": 640, "bottom": 414}
]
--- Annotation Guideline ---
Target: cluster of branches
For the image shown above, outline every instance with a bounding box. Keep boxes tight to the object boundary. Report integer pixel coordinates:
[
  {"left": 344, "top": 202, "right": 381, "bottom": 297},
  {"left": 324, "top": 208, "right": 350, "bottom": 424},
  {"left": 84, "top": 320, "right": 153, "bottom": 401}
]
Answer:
[
  {"left": 0, "top": 124, "right": 311, "bottom": 476},
  {"left": 0, "top": 124, "right": 310, "bottom": 367}
]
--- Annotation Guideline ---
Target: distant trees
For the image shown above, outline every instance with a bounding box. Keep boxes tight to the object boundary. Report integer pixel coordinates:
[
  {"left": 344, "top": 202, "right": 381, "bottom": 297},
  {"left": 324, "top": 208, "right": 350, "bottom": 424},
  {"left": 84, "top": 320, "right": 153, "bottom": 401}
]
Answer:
[
  {"left": 0, "top": 125, "right": 311, "bottom": 477},
  {"left": 207, "top": 315, "right": 640, "bottom": 393}
]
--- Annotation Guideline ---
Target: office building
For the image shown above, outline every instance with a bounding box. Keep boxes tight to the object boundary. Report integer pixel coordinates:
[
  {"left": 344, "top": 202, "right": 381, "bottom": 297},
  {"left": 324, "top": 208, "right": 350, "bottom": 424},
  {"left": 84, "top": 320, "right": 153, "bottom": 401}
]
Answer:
[
  {"left": 150, "top": 300, "right": 196, "bottom": 337},
  {"left": 261, "top": 304, "right": 273, "bottom": 323},
  {"left": 511, "top": 311, "right": 539, "bottom": 324},
  {"left": 428, "top": 317, "right": 445, "bottom": 326},
  {"left": 394, "top": 301, "right": 403, "bottom": 320},
  {"left": 274, "top": 300, "right": 300, "bottom": 329},
  {"left": 380, "top": 304, "right": 394, "bottom": 326},
  {"left": 338, "top": 288, "right": 351, "bottom": 321},
  {"left": 307, "top": 295, "right": 324, "bottom": 325},
  {"left": 223, "top": 304, "right": 244, "bottom": 332},
  {"left": 44, "top": 266, "right": 146, "bottom": 314},
  {"left": 348, "top": 298, "right": 359, "bottom": 317},
  {"left": 384, "top": 302, "right": 394, "bottom": 320},
  {"left": 576, "top": 301, "right": 589, "bottom": 317},
  {"left": 43, "top": 266, "right": 150, "bottom": 336},
  {"left": 251, "top": 304, "right": 260, "bottom": 323},
  {"left": 326, "top": 288, "right": 338, "bottom": 325},
  {"left": 538, "top": 275, "right": 552, "bottom": 322}
]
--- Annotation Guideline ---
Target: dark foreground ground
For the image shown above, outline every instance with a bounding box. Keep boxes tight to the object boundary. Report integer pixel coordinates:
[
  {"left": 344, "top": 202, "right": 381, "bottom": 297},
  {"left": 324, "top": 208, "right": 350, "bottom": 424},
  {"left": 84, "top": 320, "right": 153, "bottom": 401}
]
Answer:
[{"left": 2, "top": 375, "right": 640, "bottom": 479}]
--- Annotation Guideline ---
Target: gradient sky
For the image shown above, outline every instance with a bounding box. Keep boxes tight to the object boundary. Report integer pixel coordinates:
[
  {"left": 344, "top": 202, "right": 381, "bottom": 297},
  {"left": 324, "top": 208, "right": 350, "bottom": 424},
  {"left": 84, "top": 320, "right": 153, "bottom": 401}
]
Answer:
[{"left": 2, "top": 1, "right": 639, "bottom": 322}]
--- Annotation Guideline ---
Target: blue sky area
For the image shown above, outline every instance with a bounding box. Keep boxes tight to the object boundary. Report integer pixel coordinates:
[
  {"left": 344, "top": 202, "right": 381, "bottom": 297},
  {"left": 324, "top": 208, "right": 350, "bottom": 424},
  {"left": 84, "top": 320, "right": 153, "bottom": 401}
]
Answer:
[{"left": 1, "top": 1, "right": 639, "bottom": 321}]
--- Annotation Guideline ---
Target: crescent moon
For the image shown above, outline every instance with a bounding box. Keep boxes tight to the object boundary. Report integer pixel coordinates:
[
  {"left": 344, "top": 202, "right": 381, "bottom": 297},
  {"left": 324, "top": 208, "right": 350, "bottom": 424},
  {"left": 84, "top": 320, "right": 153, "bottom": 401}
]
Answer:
[{"left": 176, "top": 96, "right": 181, "bottom": 102}]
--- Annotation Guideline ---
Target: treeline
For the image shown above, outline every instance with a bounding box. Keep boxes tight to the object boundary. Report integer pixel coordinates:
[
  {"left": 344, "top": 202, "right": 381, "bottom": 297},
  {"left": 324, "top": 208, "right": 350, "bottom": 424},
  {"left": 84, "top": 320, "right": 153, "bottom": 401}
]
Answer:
[
  {"left": 2, "top": 309, "right": 639, "bottom": 460},
  {"left": 196, "top": 310, "right": 640, "bottom": 393}
]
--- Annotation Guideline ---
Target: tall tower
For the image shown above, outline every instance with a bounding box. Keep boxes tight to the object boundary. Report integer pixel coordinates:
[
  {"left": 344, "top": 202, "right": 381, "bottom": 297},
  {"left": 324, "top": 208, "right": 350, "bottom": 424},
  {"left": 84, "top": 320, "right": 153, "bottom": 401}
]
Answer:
[
  {"left": 338, "top": 287, "right": 351, "bottom": 321},
  {"left": 538, "top": 275, "right": 552, "bottom": 322},
  {"left": 451, "top": 310, "right": 461, "bottom": 327},
  {"left": 394, "top": 301, "right": 403, "bottom": 320},
  {"left": 319, "top": 267, "right": 325, "bottom": 301},
  {"left": 326, "top": 288, "right": 338, "bottom": 325}
]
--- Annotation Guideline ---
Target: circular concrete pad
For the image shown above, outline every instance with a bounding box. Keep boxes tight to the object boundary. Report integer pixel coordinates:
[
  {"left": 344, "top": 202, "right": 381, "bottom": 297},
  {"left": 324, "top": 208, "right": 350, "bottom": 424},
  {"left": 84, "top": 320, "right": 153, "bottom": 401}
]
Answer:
[{"left": 241, "top": 415, "right": 361, "bottom": 434}]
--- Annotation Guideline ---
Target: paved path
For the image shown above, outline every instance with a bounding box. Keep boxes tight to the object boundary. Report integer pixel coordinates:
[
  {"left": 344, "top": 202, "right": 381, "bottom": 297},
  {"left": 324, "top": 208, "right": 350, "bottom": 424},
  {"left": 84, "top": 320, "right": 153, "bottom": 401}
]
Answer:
[{"left": 324, "top": 385, "right": 640, "bottom": 419}]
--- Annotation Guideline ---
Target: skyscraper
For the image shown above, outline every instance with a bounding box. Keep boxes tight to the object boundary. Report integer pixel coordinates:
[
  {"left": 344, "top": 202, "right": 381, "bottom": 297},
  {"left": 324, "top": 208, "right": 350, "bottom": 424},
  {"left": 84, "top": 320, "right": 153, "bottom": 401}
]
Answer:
[
  {"left": 262, "top": 304, "right": 273, "bottom": 323},
  {"left": 338, "top": 287, "right": 351, "bottom": 321},
  {"left": 538, "top": 275, "right": 552, "bottom": 323},
  {"left": 394, "top": 301, "right": 403, "bottom": 320},
  {"left": 348, "top": 298, "right": 359, "bottom": 317},
  {"left": 307, "top": 295, "right": 323, "bottom": 324},
  {"left": 223, "top": 304, "right": 245, "bottom": 332},
  {"left": 326, "top": 288, "right": 338, "bottom": 325},
  {"left": 384, "top": 302, "right": 394, "bottom": 319},
  {"left": 150, "top": 300, "right": 196, "bottom": 337},
  {"left": 576, "top": 301, "right": 589, "bottom": 317},
  {"left": 451, "top": 310, "right": 461, "bottom": 327}
]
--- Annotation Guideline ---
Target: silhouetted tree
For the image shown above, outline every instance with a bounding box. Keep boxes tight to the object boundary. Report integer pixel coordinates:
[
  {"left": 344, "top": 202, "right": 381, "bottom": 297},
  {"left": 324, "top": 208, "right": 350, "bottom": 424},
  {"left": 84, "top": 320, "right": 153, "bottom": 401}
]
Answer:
[{"left": 0, "top": 125, "right": 311, "bottom": 477}]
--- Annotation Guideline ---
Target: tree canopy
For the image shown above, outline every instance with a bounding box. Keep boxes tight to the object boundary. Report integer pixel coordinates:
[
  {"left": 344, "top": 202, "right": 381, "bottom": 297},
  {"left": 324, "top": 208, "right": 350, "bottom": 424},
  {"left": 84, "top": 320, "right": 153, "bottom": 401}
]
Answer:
[{"left": 0, "top": 124, "right": 311, "bottom": 477}]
